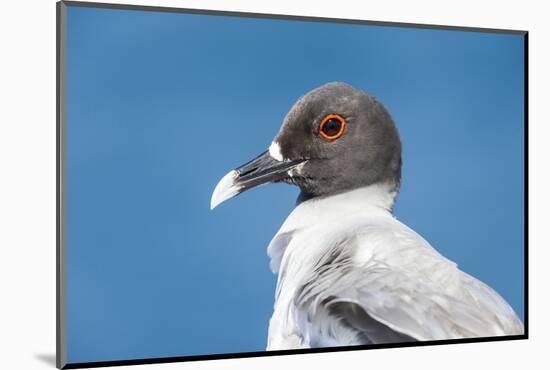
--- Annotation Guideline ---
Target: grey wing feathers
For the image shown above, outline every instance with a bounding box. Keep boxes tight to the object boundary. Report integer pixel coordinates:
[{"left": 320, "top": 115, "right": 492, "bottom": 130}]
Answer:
[
  {"left": 327, "top": 301, "right": 417, "bottom": 344},
  {"left": 294, "top": 230, "right": 523, "bottom": 345}
]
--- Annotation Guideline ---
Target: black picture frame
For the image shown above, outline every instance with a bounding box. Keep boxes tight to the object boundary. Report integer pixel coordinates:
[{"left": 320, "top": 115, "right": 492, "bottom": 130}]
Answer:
[{"left": 56, "top": 1, "right": 529, "bottom": 368}]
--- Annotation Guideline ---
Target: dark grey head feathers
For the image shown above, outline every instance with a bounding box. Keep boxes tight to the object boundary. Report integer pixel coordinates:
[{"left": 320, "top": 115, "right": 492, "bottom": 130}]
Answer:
[
  {"left": 273, "top": 82, "right": 402, "bottom": 202},
  {"left": 210, "top": 82, "right": 402, "bottom": 210}
]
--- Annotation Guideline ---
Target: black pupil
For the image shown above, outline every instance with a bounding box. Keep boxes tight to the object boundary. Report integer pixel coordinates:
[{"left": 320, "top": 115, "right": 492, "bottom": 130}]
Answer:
[{"left": 322, "top": 118, "right": 341, "bottom": 137}]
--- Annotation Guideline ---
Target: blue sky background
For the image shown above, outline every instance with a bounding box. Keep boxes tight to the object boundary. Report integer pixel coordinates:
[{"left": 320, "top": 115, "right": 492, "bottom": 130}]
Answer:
[{"left": 66, "top": 5, "right": 525, "bottom": 364}]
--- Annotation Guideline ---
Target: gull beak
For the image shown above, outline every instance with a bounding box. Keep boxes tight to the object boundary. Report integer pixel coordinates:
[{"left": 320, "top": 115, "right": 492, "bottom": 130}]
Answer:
[{"left": 210, "top": 150, "right": 304, "bottom": 210}]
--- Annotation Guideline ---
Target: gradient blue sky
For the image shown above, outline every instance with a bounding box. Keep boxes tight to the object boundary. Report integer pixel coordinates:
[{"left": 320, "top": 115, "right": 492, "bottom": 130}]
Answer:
[{"left": 66, "top": 5, "right": 525, "bottom": 364}]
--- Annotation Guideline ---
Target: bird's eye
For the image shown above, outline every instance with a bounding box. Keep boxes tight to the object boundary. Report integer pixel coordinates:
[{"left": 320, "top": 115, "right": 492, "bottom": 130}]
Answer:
[{"left": 319, "top": 114, "right": 346, "bottom": 141}]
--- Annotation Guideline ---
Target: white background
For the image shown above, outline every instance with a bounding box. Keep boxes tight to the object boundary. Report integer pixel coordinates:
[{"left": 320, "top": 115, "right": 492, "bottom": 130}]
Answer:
[{"left": 0, "top": 0, "right": 547, "bottom": 369}]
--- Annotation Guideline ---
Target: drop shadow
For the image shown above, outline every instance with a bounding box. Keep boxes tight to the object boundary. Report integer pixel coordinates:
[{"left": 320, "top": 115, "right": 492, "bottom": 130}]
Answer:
[{"left": 34, "top": 353, "right": 56, "bottom": 367}]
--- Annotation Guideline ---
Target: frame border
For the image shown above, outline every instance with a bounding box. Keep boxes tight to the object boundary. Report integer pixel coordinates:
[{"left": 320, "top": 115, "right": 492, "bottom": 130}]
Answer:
[
  {"left": 62, "top": 0, "right": 527, "bottom": 34},
  {"left": 57, "top": 1, "right": 68, "bottom": 369},
  {"left": 56, "top": 1, "right": 529, "bottom": 368}
]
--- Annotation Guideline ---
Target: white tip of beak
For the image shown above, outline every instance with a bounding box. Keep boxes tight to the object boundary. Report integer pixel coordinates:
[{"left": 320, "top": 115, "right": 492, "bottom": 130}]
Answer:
[{"left": 210, "top": 170, "right": 240, "bottom": 210}]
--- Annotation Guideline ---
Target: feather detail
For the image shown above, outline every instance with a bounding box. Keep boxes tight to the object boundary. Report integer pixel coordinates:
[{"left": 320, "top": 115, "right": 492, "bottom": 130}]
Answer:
[{"left": 266, "top": 185, "right": 523, "bottom": 350}]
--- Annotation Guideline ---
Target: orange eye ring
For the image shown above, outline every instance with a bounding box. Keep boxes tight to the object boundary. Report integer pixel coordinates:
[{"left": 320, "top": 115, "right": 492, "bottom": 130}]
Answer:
[{"left": 319, "top": 114, "right": 346, "bottom": 141}]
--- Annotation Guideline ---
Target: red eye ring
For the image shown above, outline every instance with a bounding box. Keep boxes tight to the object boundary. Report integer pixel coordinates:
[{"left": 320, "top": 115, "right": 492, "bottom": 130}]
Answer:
[{"left": 319, "top": 114, "right": 346, "bottom": 141}]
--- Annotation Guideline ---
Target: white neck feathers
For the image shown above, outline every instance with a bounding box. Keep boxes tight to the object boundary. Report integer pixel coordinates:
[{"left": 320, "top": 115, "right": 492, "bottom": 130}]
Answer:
[{"left": 267, "top": 183, "right": 397, "bottom": 273}]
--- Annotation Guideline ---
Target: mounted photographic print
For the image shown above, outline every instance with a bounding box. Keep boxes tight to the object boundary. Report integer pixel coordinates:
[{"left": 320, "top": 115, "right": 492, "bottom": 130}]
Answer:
[{"left": 56, "top": 1, "right": 528, "bottom": 368}]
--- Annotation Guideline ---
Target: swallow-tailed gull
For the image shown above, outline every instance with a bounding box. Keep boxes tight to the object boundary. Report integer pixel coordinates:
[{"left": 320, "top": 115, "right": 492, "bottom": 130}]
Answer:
[{"left": 211, "top": 82, "right": 524, "bottom": 349}]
